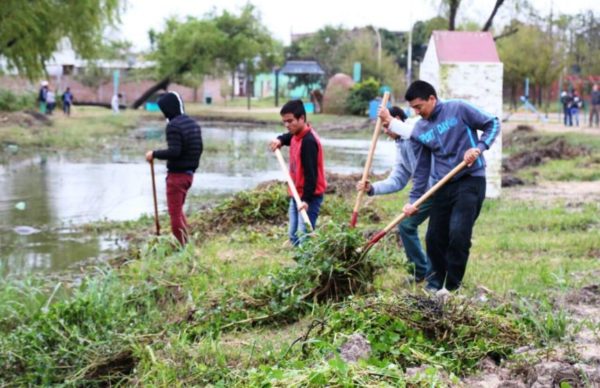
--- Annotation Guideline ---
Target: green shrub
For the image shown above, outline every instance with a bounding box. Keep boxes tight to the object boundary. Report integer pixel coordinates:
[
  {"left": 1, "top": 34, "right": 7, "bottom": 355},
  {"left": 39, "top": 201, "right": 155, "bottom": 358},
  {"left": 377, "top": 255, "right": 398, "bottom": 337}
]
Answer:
[
  {"left": 0, "top": 89, "right": 36, "bottom": 112},
  {"left": 345, "top": 78, "right": 380, "bottom": 115}
]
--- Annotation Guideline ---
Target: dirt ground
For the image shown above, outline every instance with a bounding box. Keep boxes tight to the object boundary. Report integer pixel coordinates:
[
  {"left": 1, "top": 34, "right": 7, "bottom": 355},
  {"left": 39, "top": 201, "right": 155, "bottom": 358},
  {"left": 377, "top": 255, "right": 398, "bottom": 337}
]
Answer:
[
  {"left": 504, "top": 180, "right": 600, "bottom": 204},
  {"left": 462, "top": 278, "right": 600, "bottom": 387}
]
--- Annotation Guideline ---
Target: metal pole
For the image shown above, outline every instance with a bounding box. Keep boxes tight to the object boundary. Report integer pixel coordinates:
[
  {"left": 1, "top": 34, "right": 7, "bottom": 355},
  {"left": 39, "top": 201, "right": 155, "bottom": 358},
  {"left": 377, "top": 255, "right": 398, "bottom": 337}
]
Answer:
[
  {"left": 407, "top": 24, "right": 413, "bottom": 86},
  {"left": 275, "top": 68, "right": 280, "bottom": 107}
]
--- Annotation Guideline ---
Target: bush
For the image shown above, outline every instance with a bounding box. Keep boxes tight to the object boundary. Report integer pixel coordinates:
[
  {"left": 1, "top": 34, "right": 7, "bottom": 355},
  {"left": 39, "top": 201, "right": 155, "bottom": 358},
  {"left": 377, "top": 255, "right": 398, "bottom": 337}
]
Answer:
[
  {"left": 0, "top": 89, "right": 36, "bottom": 112},
  {"left": 345, "top": 78, "right": 380, "bottom": 115}
]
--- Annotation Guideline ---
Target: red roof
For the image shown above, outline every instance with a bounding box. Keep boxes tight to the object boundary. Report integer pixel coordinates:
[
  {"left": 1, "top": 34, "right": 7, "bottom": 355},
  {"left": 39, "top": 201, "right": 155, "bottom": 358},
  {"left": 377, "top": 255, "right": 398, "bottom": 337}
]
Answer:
[{"left": 432, "top": 31, "right": 500, "bottom": 63}]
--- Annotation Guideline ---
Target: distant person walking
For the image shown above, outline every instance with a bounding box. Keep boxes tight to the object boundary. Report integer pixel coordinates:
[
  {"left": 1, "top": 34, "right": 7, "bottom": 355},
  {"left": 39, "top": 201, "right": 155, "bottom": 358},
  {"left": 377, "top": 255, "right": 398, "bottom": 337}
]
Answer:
[
  {"left": 62, "top": 87, "right": 74, "bottom": 116},
  {"left": 38, "top": 81, "right": 48, "bottom": 114},
  {"left": 571, "top": 91, "right": 582, "bottom": 127},
  {"left": 46, "top": 88, "right": 56, "bottom": 115},
  {"left": 111, "top": 93, "right": 122, "bottom": 114},
  {"left": 589, "top": 84, "right": 600, "bottom": 128},
  {"left": 560, "top": 91, "right": 573, "bottom": 127}
]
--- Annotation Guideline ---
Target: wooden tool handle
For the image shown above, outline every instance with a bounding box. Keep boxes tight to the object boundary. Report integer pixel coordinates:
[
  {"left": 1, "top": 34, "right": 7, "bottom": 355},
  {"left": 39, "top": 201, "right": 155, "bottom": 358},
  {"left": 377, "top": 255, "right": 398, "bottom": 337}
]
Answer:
[
  {"left": 274, "top": 148, "right": 313, "bottom": 231},
  {"left": 365, "top": 161, "right": 468, "bottom": 250},
  {"left": 150, "top": 159, "right": 160, "bottom": 236},
  {"left": 351, "top": 91, "right": 391, "bottom": 227}
]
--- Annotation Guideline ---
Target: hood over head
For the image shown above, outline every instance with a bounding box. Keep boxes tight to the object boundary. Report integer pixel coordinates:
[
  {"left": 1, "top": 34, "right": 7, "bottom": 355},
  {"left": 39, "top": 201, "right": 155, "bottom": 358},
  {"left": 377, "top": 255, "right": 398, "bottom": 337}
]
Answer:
[{"left": 158, "top": 91, "right": 185, "bottom": 120}]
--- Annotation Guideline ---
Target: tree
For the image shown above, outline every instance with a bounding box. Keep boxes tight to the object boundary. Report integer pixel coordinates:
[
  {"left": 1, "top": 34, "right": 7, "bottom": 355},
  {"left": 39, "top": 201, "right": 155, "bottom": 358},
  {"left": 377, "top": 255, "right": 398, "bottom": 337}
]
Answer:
[
  {"left": 133, "top": 5, "right": 281, "bottom": 108},
  {"left": 132, "top": 17, "right": 225, "bottom": 108},
  {"left": 212, "top": 5, "right": 282, "bottom": 100},
  {"left": 0, "top": 0, "right": 121, "bottom": 80},
  {"left": 286, "top": 25, "right": 353, "bottom": 79},
  {"left": 340, "top": 31, "right": 405, "bottom": 101},
  {"left": 497, "top": 22, "right": 565, "bottom": 109}
]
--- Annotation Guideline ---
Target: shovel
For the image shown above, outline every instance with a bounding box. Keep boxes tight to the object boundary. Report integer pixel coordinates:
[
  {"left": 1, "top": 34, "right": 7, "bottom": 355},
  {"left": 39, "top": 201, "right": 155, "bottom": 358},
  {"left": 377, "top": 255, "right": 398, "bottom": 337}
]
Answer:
[
  {"left": 274, "top": 148, "right": 313, "bottom": 232},
  {"left": 360, "top": 160, "right": 468, "bottom": 255},
  {"left": 150, "top": 159, "right": 160, "bottom": 236},
  {"left": 350, "top": 91, "right": 390, "bottom": 227}
]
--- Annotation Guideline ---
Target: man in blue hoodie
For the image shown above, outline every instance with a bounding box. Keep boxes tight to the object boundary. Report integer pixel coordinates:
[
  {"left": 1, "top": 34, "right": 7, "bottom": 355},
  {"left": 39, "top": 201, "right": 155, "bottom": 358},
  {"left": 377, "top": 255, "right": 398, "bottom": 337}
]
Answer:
[{"left": 402, "top": 80, "right": 500, "bottom": 292}]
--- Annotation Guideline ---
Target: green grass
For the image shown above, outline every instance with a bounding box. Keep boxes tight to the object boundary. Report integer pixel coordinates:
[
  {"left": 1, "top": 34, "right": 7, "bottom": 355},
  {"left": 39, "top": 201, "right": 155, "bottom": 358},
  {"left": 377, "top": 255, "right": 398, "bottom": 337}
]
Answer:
[{"left": 1, "top": 174, "right": 599, "bottom": 385}]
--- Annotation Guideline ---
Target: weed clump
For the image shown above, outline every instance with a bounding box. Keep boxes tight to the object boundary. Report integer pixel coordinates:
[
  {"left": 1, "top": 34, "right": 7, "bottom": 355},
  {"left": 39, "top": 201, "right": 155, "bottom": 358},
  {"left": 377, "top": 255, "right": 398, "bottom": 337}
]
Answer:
[
  {"left": 194, "top": 223, "right": 384, "bottom": 331},
  {"left": 300, "top": 294, "right": 530, "bottom": 375},
  {"left": 190, "top": 181, "right": 289, "bottom": 234}
]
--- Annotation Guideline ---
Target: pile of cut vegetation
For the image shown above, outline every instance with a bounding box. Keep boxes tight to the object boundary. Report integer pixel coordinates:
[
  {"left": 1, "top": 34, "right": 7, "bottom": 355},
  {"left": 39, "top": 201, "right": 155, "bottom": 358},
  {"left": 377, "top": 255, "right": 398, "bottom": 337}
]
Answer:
[
  {"left": 294, "top": 293, "right": 531, "bottom": 375},
  {"left": 192, "top": 223, "right": 386, "bottom": 332},
  {"left": 189, "top": 181, "right": 289, "bottom": 235}
]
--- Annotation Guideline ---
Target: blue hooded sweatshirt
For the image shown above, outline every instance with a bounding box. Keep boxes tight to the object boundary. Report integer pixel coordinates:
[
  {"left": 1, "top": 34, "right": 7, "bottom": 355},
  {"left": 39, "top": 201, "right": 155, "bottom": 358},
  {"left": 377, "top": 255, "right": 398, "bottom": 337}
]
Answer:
[{"left": 409, "top": 99, "right": 500, "bottom": 203}]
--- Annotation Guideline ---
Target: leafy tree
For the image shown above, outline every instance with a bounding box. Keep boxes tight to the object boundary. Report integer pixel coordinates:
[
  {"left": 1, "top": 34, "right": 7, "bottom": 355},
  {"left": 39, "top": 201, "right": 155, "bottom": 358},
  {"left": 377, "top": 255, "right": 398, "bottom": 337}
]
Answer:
[
  {"left": 0, "top": 0, "right": 121, "bottom": 80},
  {"left": 340, "top": 31, "right": 405, "bottom": 101},
  {"left": 286, "top": 25, "right": 353, "bottom": 79},
  {"left": 212, "top": 4, "right": 282, "bottom": 99},
  {"left": 497, "top": 22, "right": 565, "bottom": 109},
  {"left": 132, "top": 17, "right": 225, "bottom": 108},
  {"left": 133, "top": 5, "right": 280, "bottom": 108}
]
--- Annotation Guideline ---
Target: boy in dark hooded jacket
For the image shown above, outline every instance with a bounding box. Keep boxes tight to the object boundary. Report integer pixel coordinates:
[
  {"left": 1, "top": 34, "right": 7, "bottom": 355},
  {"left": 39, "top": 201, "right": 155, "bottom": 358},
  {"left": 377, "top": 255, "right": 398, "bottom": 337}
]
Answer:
[{"left": 145, "top": 91, "right": 203, "bottom": 245}]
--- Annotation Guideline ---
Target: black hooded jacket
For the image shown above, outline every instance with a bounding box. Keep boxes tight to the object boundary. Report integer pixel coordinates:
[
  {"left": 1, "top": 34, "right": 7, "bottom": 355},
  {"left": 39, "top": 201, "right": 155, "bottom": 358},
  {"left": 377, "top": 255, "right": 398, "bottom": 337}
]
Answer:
[{"left": 153, "top": 92, "right": 203, "bottom": 172}]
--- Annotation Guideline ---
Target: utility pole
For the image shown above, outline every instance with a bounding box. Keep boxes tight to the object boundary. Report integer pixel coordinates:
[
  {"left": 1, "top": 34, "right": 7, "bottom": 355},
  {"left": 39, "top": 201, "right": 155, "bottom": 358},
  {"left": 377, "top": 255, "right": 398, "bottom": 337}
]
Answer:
[
  {"left": 406, "top": 14, "right": 413, "bottom": 86},
  {"left": 372, "top": 26, "right": 382, "bottom": 71}
]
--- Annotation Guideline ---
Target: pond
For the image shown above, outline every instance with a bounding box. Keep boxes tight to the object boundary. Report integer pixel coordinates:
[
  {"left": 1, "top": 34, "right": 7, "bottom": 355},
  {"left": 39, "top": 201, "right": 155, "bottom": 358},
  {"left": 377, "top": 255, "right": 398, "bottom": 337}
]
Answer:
[{"left": 0, "top": 124, "right": 397, "bottom": 278}]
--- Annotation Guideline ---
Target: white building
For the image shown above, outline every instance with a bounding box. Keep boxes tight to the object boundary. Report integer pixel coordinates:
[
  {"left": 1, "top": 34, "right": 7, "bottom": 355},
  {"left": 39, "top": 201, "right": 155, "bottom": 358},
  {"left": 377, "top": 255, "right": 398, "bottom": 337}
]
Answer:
[{"left": 420, "top": 31, "right": 503, "bottom": 198}]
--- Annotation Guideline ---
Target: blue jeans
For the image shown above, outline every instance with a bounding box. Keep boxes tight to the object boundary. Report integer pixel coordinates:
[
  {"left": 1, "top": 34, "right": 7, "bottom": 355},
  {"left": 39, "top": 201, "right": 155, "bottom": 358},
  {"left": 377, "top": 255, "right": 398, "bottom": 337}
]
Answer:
[
  {"left": 426, "top": 176, "right": 485, "bottom": 291},
  {"left": 288, "top": 196, "right": 323, "bottom": 246},
  {"left": 397, "top": 197, "right": 433, "bottom": 280}
]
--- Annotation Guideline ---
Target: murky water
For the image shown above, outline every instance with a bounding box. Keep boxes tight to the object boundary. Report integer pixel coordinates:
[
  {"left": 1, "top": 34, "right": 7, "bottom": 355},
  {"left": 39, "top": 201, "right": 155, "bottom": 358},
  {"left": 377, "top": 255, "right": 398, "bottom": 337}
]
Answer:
[{"left": 0, "top": 125, "right": 396, "bottom": 277}]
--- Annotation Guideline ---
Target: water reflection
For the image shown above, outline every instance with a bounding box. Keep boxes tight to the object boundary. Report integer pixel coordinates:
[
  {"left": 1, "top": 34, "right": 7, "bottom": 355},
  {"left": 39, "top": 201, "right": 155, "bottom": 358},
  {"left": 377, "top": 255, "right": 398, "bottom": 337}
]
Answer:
[{"left": 0, "top": 125, "right": 396, "bottom": 277}]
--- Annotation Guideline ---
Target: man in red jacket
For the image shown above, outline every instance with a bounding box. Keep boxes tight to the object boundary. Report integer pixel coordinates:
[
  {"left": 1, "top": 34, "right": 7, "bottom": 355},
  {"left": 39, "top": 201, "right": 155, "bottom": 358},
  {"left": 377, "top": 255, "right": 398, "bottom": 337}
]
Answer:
[{"left": 269, "top": 99, "right": 327, "bottom": 246}]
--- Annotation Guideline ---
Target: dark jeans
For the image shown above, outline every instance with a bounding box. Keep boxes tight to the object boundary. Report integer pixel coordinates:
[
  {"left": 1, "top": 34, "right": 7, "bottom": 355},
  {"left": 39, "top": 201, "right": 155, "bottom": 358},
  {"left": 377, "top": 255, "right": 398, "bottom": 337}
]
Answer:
[
  {"left": 166, "top": 172, "right": 193, "bottom": 245},
  {"left": 425, "top": 175, "right": 485, "bottom": 291},
  {"left": 563, "top": 106, "right": 572, "bottom": 126}
]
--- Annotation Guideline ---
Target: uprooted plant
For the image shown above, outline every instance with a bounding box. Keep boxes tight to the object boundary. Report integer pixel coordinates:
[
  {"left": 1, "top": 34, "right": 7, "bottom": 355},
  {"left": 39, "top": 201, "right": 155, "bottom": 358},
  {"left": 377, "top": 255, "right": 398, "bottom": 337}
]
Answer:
[{"left": 192, "top": 223, "right": 390, "bottom": 332}]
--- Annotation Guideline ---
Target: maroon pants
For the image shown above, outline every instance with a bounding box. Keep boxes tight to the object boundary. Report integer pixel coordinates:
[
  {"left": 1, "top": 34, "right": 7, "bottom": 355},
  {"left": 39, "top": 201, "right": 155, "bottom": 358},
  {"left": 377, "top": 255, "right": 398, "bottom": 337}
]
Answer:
[{"left": 166, "top": 172, "right": 193, "bottom": 245}]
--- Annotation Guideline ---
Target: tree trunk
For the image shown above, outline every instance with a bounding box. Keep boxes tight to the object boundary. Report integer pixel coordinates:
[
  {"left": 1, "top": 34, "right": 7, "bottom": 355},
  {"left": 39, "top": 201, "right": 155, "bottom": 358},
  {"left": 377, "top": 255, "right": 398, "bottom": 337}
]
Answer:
[
  {"left": 448, "top": 0, "right": 460, "bottom": 31},
  {"left": 130, "top": 76, "right": 170, "bottom": 109},
  {"left": 482, "top": 0, "right": 505, "bottom": 32},
  {"left": 511, "top": 82, "right": 517, "bottom": 110},
  {"left": 231, "top": 70, "right": 235, "bottom": 100}
]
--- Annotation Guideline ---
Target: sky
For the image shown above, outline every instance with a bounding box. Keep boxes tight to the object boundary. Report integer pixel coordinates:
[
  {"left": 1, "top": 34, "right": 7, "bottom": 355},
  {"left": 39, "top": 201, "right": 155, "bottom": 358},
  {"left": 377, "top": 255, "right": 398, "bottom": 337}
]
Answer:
[{"left": 115, "top": 0, "right": 599, "bottom": 51}]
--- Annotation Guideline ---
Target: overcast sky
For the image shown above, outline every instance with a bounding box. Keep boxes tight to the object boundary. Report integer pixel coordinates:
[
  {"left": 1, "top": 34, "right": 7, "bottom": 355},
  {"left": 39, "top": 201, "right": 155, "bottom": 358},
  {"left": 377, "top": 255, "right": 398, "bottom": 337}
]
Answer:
[{"left": 115, "top": 0, "right": 599, "bottom": 51}]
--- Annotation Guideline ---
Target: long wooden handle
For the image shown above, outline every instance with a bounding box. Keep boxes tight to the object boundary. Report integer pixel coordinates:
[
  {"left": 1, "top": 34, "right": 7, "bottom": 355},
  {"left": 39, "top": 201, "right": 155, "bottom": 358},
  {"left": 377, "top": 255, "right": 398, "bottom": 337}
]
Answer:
[
  {"left": 364, "top": 161, "right": 468, "bottom": 249},
  {"left": 274, "top": 148, "right": 313, "bottom": 231},
  {"left": 351, "top": 91, "right": 390, "bottom": 227},
  {"left": 150, "top": 159, "right": 160, "bottom": 236}
]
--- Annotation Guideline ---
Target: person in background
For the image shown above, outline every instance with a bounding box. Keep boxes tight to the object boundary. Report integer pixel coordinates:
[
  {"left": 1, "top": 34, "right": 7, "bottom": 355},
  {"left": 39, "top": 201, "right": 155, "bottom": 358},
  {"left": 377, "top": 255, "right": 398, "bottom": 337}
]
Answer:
[
  {"left": 560, "top": 91, "right": 573, "bottom": 127},
  {"left": 145, "top": 92, "right": 203, "bottom": 246},
  {"left": 269, "top": 99, "right": 327, "bottom": 246},
  {"left": 62, "top": 87, "right": 74, "bottom": 116},
  {"left": 111, "top": 93, "right": 122, "bottom": 114},
  {"left": 45, "top": 88, "right": 56, "bottom": 115},
  {"left": 571, "top": 91, "right": 582, "bottom": 127},
  {"left": 38, "top": 81, "right": 48, "bottom": 114},
  {"left": 356, "top": 106, "right": 432, "bottom": 284}
]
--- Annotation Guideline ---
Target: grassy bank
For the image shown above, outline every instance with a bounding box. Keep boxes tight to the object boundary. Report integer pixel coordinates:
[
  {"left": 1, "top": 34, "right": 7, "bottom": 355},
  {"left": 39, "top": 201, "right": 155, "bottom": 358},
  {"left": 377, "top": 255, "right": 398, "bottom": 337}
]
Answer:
[
  {"left": 2, "top": 144, "right": 599, "bottom": 385},
  {"left": 1, "top": 114, "right": 599, "bottom": 385}
]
